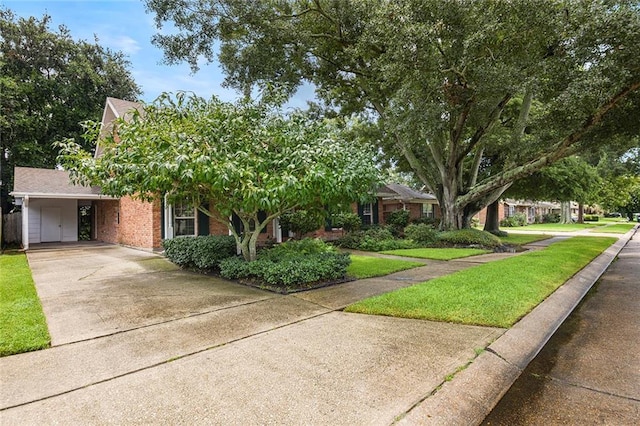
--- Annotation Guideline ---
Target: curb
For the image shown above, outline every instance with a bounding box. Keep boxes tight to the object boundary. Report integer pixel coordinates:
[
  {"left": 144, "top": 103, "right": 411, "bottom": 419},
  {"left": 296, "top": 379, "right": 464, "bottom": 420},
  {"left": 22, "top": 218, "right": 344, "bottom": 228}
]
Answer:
[{"left": 396, "top": 225, "right": 639, "bottom": 426}]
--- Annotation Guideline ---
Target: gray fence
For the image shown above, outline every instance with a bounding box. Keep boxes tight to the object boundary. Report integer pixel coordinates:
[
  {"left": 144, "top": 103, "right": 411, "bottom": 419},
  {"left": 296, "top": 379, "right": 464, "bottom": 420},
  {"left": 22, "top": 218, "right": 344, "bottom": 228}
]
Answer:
[{"left": 1, "top": 210, "right": 22, "bottom": 247}]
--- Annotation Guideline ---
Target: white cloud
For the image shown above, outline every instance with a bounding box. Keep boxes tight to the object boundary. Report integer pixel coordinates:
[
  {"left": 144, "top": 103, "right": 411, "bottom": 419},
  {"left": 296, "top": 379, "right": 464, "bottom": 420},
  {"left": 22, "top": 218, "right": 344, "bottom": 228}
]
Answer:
[{"left": 105, "top": 35, "right": 141, "bottom": 55}]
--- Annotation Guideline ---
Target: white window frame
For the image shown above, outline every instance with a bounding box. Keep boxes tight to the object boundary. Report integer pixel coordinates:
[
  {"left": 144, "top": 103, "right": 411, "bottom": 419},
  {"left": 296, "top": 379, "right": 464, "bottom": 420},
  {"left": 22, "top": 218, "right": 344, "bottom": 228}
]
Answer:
[
  {"left": 362, "top": 203, "right": 373, "bottom": 225},
  {"left": 422, "top": 203, "right": 435, "bottom": 219},
  {"left": 171, "top": 202, "right": 198, "bottom": 237}
]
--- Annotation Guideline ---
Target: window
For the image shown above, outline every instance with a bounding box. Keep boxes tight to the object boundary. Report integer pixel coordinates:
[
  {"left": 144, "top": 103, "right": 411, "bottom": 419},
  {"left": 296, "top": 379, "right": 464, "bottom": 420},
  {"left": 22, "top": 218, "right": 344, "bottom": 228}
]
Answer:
[
  {"left": 361, "top": 203, "right": 373, "bottom": 225},
  {"left": 422, "top": 203, "right": 434, "bottom": 218},
  {"left": 174, "top": 201, "right": 195, "bottom": 236}
]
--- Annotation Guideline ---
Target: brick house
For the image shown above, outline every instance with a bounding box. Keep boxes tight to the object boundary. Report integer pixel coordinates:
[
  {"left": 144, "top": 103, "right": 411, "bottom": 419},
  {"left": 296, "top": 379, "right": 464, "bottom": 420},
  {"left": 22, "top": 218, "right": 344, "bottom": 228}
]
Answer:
[{"left": 11, "top": 98, "right": 440, "bottom": 250}]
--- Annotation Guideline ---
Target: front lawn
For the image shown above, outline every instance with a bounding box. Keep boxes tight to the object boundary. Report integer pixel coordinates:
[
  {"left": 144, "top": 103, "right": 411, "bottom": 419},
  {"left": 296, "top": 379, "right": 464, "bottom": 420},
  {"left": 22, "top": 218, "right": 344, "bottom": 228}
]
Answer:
[
  {"left": 590, "top": 223, "right": 636, "bottom": 234},
  {"left": 506, "top": 223, "right": 602, "bottom": 232},
  {"left": 0, "top": 253, "right": 50, "bottom": 356},
  {"left": 498, "top": 233, "right": 552, "bottom": 245},
  {"left": 345, "top": 236, "right": 615, "bottom": 328},
  {"left": 378, "top": 248, "right": 491, "bottom": 260},
  {"left": 347, "top": 255, "right": 424, "bottom": 279}
]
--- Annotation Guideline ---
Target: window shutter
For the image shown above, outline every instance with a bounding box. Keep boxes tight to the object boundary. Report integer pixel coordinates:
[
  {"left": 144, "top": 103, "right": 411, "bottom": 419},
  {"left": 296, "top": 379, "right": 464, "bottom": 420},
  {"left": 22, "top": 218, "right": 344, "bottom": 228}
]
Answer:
[
  {"left": 373, "top": 200, "right": 379, "bottom": 224},
  {"left": 198, "top": 204, "right": 210, "bottom": 236}
]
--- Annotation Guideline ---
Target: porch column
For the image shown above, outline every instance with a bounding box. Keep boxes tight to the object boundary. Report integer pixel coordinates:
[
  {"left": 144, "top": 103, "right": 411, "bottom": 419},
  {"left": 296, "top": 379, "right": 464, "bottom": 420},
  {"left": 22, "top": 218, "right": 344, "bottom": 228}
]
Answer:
[
  {"left": 163, "top": 194, "right": 174, "bottom": 239},
  {"left": 273, "top": 218, "right": 282, "bottom": 243},
  {"left": 22, "top": 195, "right": 29, "bottom": 250}
]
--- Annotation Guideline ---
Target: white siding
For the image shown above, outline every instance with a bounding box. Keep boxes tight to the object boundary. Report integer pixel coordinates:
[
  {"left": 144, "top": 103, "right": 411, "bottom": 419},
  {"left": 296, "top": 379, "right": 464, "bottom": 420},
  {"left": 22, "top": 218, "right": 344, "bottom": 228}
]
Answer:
[{"left": 29, "top": 199, "right": 78, "bottom": 244}]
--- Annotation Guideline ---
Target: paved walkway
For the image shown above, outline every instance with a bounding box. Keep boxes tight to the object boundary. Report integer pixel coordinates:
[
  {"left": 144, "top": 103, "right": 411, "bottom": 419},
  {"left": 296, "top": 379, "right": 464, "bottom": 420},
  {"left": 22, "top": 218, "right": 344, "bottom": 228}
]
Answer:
[{"left": 0, "top": 227, "right": 635, "bottom": 424}]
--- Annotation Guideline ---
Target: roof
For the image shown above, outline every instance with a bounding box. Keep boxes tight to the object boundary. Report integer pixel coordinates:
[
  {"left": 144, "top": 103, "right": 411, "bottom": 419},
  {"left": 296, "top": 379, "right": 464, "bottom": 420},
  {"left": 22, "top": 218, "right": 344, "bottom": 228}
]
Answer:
[
  {"left": 10, "top": 167, "right": 114, "bottom": 199},
  {"left": 96, "top": 97, "right": 143, "bottom": 158},
  {"left": 377, "top": 183, "right": 437, "bottom": 202},
  {"left": 106, "top": 97, "right": 143, "bottom": 118}
]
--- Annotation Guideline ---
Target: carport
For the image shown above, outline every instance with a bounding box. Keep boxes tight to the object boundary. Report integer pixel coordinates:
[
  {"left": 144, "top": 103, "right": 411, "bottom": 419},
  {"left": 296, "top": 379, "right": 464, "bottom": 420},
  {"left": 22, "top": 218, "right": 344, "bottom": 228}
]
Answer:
[{"left": 10, "top": 166, "right": 116, "bottom": 249}]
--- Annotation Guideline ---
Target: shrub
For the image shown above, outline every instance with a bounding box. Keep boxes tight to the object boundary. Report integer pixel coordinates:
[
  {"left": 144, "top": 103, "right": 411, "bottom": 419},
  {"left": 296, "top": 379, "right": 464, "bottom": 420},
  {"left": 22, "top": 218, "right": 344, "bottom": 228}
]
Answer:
[
  {"left": 333, "top": 226, "right": 417, "bottom": 251},
  {"left": 411, "top": 216, "right": 439, "bottom": 227},
  {"left": 279, "top": 210, "right": 325, "bottom": 238},
  {"left": 583, "top": 214, "right": 599, "bottom": 222},
  {"left": 163, "top": 235, "right": 236, "bottom": 270},
  {"left": 333, "top": 231, "right": 364, "bottom": 249},
  {"left": 500, "top": 212, "right": 527, "bottom": 227},
  {"left": 219, "top": 251, "right": 351, "bottom": 288},
  {"left": 386, "top": 210, "right": 411, "bottom": 229},
  {"left": 542, "top": 213, "right": 561, "bottom": 223},
  {"left": 330, "top": 212, "right": 362, "bottom": 232},
  {"left": 437, "top": 228, "right": 501, "bottom": 248},
  {"left": 358, "top": 236, "right": 417, "bottom": 251},
  {"left": 260, "top": 238, "right": 337, "bottom": 260},
  {"left": 162, "top": 236, "right": 195, "bottom": 267},
  {"left": 404, "top": 223, "right": 439, "bottom": 246}
]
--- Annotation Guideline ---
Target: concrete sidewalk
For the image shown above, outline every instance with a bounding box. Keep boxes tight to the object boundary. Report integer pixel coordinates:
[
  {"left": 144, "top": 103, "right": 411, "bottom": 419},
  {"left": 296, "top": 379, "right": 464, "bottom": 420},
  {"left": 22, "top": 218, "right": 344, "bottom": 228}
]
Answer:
[
  {"left": 0, "top": 227, "right": 635, "bottom": 424},
  {"left": 482, "top": 225, "right": 640, "bottom": 424}
]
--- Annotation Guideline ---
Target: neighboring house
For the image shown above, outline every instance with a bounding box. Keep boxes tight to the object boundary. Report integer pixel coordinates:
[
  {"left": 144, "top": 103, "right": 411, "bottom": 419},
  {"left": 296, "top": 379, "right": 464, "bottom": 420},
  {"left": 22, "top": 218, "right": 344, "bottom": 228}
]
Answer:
[
  {"left": 313, "top": 183, "right": 441, "bottom": 240},
  {"left": 475, "top": 199, "right": 577, "bottom": 225}
]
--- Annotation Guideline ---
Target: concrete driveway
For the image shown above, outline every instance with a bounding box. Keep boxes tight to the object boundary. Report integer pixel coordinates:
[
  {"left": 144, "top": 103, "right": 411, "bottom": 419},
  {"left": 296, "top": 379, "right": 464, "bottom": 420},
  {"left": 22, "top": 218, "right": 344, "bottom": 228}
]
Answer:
[
  {"left": 2, "top": 243, "right": 504, "bottom": 424},
  {"left": 26, "top": 243, "right": 277, "bottom": 345}
]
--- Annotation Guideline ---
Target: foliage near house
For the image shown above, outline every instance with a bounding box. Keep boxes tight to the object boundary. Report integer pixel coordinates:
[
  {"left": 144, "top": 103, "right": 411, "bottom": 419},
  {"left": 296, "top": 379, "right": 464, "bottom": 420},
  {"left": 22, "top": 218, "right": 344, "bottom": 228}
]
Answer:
[
  {"left": 57, "top": 92, "right": 381, "bottom": 261},
  {"left": 219, "top": 239, "right": 350, "bottom": 292},
  {"left": 162, "top": 235, "right": 236, "bottom": 270},
  {"left": 0, "top": 253, "right": 50, "bottom": 356}
]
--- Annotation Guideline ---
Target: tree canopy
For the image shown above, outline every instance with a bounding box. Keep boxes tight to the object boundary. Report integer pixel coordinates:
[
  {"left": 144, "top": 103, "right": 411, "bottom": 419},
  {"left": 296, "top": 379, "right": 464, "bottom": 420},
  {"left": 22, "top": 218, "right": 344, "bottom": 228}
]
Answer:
[
  {"left": 0, "top": 8, "right": 140, "bottom": 210},
  {"left": 145, "top": 0, "right": 640, "bottom": 229},
  {"left": 57, "top": 92, "right": 381, "bottom": 260}
]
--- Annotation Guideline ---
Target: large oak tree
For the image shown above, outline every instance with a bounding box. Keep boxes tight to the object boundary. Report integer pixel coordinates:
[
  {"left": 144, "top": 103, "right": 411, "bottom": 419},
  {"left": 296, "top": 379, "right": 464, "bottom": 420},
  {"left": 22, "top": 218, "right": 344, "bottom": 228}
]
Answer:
[{"left": 145, "top": 0, "right": 640, "bottom": 229}]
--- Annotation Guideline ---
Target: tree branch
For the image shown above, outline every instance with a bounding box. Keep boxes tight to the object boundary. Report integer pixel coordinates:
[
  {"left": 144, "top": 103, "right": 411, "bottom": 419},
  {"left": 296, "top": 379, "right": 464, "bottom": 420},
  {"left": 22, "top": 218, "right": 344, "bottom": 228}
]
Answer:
[{"left": 456, "top": 80, "right": 640, "bottom": 209}]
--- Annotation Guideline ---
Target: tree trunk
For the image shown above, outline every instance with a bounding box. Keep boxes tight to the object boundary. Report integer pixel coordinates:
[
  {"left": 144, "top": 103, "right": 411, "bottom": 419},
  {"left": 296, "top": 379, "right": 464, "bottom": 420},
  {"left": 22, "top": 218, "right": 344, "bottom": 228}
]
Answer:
[
  {"left": 483, "top": 200, "right": 501, "bottom": 234},
  {"left": 577, "top": 203, "right": 584, "bottom": 224},
  {"left": 559, "top": 201, "right": 572, "bottom": 224}
]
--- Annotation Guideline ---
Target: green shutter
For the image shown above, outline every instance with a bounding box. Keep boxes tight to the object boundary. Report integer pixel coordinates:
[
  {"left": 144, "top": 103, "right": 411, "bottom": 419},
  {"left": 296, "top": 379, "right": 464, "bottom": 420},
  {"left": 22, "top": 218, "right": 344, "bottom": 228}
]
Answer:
[{"left": 197, "top": 204, "right": 210, "bottom": 236}]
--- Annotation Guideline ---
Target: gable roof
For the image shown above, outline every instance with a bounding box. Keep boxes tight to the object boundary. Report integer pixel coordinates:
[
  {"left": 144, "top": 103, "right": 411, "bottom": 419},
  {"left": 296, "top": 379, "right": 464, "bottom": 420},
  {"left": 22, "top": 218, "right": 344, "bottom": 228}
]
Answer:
[
  {"left": 10, "top": 167, "right": 113, "bottom": 199},
  {"left": 377, "top": 183, "right": 437, "bottom": 203},
  {"left": 96, "top": 97, "right": 143, "bottom": 158}
]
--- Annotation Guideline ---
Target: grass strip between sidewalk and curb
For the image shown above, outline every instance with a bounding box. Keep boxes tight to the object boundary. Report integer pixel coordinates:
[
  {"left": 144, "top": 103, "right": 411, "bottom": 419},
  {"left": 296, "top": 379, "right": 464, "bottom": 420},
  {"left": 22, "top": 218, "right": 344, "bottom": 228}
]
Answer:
[
  {"left": 378, "top": 248, "right": 490, "bottom": 260},
  {"left": 345, "top": 236, "right": 616, "bottom": 328},
  {"left": 0, "top": 252, "right": 51, "bottom": 357},
  {"left": 347, "top": 255, "right": 424, "bottom": 279}
]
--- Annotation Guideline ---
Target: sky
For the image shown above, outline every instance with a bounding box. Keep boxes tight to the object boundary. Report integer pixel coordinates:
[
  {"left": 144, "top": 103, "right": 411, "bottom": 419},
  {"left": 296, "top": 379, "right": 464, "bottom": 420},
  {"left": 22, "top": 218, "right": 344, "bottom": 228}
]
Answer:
[{"left": 2, "top": 0, "right": 313, "bottom": 107}]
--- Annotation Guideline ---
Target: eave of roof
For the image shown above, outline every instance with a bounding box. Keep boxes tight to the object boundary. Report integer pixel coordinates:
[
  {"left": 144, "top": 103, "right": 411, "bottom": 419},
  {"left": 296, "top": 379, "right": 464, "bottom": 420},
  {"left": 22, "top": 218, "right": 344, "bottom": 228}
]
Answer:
[{"left": 10, "top": 192, "right": 117, "bottom": 200}]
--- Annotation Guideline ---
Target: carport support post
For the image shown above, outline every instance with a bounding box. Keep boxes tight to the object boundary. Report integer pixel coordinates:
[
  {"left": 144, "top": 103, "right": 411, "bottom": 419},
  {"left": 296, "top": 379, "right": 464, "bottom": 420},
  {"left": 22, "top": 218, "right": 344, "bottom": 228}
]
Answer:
[{"left": 22, "top": 195, "right": 29, "bottom": 250}]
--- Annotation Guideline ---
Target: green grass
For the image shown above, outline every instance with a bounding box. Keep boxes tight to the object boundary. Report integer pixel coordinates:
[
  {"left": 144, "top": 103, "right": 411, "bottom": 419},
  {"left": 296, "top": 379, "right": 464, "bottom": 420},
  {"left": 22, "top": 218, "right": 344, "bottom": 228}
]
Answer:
[
  {"left": 347, "top": 255, "right": 424, "bottom": 279},
  {"left": 506, "top": 223, "right": 602, "bottom": 232},
  {"left": 379, "top": 248, "right": 491, "bottom": 260},
  {"left": 0, "top": 253, "right": 50, "bottom": 356},
  {"left": 590, "top": 223, "right": 636, "bottom": 234},
  {"left": 345, "top": 236, "right": 616, "bottom": 328},
  {"left": 499, "top": 234, "right": 552, "bottom": 245}
]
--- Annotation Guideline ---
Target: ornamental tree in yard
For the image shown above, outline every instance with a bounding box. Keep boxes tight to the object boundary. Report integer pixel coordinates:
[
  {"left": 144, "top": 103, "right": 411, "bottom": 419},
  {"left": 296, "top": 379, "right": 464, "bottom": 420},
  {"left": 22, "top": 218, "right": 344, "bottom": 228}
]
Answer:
[
  {"left": 145, "top": 0, "right": 640, "bottom": 230},
  {"left": 57, "top": 93, "right": 381, "bottom": 261}
]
